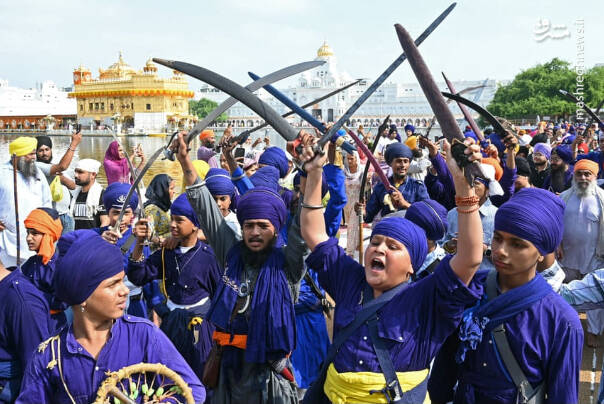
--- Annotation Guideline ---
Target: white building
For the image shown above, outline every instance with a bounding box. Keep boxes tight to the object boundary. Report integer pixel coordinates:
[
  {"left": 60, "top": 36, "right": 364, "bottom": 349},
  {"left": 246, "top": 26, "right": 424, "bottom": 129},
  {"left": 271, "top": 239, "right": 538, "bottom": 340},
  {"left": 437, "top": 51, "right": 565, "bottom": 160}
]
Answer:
[
  {"left": 196, "top": 42, "right": 504, "bottom": 130},
  {"left": 0, "top": 79, "right": 76, "bottom": 116}
]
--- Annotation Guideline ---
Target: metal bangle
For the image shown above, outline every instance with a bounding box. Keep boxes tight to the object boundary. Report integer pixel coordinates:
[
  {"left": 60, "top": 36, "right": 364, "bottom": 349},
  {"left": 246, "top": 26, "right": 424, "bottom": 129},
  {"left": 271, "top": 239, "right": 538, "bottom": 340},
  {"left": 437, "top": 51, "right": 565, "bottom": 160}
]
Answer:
[{"left": 301, "top": 202, "right": 323, "bottom": 210}]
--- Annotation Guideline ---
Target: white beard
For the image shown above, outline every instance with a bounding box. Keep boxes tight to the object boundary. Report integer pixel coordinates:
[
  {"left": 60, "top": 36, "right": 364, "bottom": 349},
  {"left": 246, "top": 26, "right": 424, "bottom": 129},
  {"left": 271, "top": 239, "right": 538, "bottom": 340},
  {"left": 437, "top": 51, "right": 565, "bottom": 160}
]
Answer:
[{"left": 571, "top": 178, "right": 597, "bottom": 198}]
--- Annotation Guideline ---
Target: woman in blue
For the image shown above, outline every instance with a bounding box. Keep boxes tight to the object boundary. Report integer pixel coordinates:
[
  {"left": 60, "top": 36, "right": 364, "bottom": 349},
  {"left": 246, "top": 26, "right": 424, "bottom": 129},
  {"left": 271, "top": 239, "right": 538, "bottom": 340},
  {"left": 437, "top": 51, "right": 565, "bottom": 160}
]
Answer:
[
  {"left": 430, "top": 188, "right": 583, "bottom": 404},
  {"left": 16, "top": 230, "right": 204, "bottom": 404},
  {"left": 128, "top": 193, "right": 222, "bottom": 380},
  {"left": 299, "top": 137, "right": 485, "bottom": 403}
]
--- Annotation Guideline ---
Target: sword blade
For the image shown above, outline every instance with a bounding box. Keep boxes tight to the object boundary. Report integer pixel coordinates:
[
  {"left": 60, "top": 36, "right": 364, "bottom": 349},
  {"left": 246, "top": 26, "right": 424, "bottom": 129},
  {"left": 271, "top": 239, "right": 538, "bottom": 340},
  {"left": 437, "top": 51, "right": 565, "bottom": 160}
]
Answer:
[
  {"left": 183, "top": 60, "right": 324, "bottom": 144},
  {"left": 440, "top": 91, "right": 508, "bottom": 138},
  {"left": 319, "top": 2, "right": 457, "bottom": 148},
  {"left": 559, "top": 90, "right": 604, "bottom": 126},
  {"left": 442, "top": 72, "right": 484, "bottom": 141},
  {"left": 153, "top": 59, "right": 299, "bottom": 141}
]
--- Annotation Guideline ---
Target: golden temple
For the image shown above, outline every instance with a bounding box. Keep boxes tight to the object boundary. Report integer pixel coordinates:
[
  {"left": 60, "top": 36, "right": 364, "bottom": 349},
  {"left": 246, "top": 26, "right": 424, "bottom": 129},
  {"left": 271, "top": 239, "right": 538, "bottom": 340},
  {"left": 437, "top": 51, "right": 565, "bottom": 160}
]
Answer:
[{"left": 69, "top": 52, "right": 195, "bottom": 132}]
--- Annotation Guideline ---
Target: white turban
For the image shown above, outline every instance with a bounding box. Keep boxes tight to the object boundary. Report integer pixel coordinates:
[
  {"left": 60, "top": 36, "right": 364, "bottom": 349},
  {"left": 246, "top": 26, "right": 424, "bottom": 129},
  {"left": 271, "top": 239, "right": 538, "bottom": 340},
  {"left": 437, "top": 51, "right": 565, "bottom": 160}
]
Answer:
[
  {"left": 479, "top": 163, "right": 504, "bottom": 196},
  {"left": 75, "top": 159, "right": 101, "bottom": 174}
]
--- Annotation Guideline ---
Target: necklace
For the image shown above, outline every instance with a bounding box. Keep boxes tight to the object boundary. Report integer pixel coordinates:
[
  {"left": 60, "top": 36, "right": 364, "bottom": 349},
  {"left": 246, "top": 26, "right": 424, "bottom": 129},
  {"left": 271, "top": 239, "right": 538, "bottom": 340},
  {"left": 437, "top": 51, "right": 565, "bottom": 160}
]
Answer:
[{"left": 174, "top": 244, "right": 201, "bottom": 276}]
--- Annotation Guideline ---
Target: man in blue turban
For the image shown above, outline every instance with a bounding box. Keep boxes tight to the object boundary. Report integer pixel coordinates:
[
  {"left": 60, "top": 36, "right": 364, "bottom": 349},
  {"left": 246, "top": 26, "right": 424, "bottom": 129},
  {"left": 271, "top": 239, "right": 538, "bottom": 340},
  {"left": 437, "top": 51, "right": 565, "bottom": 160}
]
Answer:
[
  {"left": 406, "top": 199, "right": 448, "bottom": 280},
  {"left": 258, "top": 146, "right": 290, "bottom": 178},
  {"left": 358, "top": 141, "right": 429, "bottom": 224},
  {"left": 438, "top": 188, "right": 583, "bottom": 404},
  {"left": 173, "top": 132, "right": 308, "bottom": 402},
  {"left": 250, "top": 165, "right": 281, "bottom": 192},
  {"left": 542, "top": 145, "right": 574, "bottom": 193},
  {"left": 404, "top": 124, "right": 415, "bottom": 136}
]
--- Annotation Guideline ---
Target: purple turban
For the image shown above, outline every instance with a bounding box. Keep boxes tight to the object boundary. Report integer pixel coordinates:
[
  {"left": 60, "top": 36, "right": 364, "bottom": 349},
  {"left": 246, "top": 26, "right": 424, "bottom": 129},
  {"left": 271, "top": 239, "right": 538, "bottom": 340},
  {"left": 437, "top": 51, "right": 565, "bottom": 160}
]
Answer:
[
  {"left": 197, "top": 146, "right": 216, "bottom": 162},
  {"left": 404, "top": 124, "right": 415, "bottom": 133},
  {"left": 384, "top": 142, "right": 413, "bottom": 165},
  {"left": 371, "top": 217, "right": 427, "bottom": 271},
  {"left": 561, "top": 135, "right": 575, "bottom": 145},
  {"left": 405, "top": 199, "right": 448, "bottom": 241},
  {"left": 53, "top": 230, "right": 124, "bottom": 305},
  {"left": 236, "top": 186, "right": 287, "bottom": 232},
  {"left": 552, "top": 145, "right": 573, "bottom": 165},
  {"left": 102, "top": 182, "right": 138, "bottom": 212},
  {"left": 533, "top": 143, "right": 551, "bottom": 160},
  {"left": 258, "top": 147, "right": 289, "bottom": 178},
  {"left": 494, "top": 188, "right": 565, "bottom": 255},
  {"left": 250, "top": 166, "right": 280, "bottom": 192},
  {"left": 205, "top": 168, "right": 235, "bottom": 198},
  {"left": 171, "top": 193, "right": 200, "bottom": 227}
]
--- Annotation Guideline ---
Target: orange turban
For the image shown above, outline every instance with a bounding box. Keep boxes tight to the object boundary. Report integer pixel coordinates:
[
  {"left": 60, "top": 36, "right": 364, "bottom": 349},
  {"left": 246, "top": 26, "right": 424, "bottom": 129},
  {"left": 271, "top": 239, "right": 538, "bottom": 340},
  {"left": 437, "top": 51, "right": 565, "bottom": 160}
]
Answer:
[
  {"left": 574, "top": 159, "right": 599, "bottom": 175},
  {"left": 199, "top": 129, "right": 215, "bottom": 141},
  {"left": 481, "top": 157, "right": 503, "bottom": 181},
  {"left": 24, "top": 209, "right": 62, "bottom": 265}
]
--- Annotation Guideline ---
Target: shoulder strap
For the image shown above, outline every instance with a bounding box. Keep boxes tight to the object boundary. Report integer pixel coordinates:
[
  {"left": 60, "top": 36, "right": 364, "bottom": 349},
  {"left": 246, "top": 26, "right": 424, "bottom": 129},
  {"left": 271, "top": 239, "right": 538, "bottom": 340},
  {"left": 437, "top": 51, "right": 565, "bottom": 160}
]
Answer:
[
  {"left": 120, "top": 233, "right": 137, "bottom": 254},
  {"left": 367, "top": 314, "right": 404, "bottom": 402},
  {"left": 487, "top": 270, "right": 542, "bottom": 404}
]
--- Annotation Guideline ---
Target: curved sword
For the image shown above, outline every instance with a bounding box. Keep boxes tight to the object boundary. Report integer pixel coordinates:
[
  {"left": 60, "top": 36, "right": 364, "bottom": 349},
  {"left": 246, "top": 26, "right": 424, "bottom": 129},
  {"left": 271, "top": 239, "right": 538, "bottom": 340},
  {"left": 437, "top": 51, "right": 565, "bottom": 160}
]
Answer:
[
  {"left": 558, "top": 90, "right": 604, "bottom": 126},
  {"left": 440, "top": 91, "right": 511, "bottom": 139},
  {"left": 317, "top": 2, "right": 457, "bottom": 149},
  {"left": 423, "top": 85, "right": 486, "bottom": 138},
  {"left": 442, "top": 72, "right": 484, "bottom": 141},
  {"left": 153, "top": 59, "right": 300, "bottom": 142},
  {"left": 248, "top": 71, "right": 357, "bottom": 154}
]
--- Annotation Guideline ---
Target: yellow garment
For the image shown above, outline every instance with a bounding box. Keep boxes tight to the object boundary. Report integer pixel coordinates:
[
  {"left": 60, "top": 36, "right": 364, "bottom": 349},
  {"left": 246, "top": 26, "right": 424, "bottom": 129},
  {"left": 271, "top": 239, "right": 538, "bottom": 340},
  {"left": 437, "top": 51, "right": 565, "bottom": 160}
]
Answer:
[
  {"left": 324, "top": 363, "right": 430, "bottom": 404},
  {"left": 181, "top": 159, "right": 210, "bottom": 192},
  {"left": 9, "top": 137, "right": 37, "bottom": 157},
  {"left": 405, "top": 135, "right": 418, "bottom": 150},
  {"left": 187, "top": 317, "right": 203, "bottom": 330}
]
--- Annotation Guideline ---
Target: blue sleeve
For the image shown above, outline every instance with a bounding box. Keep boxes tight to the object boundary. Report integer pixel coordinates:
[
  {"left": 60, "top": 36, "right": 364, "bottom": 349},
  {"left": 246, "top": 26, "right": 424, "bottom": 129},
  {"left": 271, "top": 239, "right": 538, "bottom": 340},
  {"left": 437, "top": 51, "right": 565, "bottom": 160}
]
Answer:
[
  {"left": 416, "top": 181, "right": 430, "bottom": 201},
  {"left": 305, "top": 238, "right": 365, "bottom": 303},
  {"left": 364, "top": 183, "right": 383, "bottom": 223},
  {"left": 323, "top": 164, "right": 347, "bottom": 237},
  {"left": 430, "top": 154, "right": 455, "bottom": 194},
  {"left": 126, "top": 249, "right": 162, "bottom": 286},
  {"left": 149, "top": 327, "right": 206, "bottom": 403},
  {"left": 16, "top": 350, "right": 53, "bottom": 404},
  {"left": 232, "top": 166, "right": 254, "bottom": 195},
  {"left": 545, "top": 320, "right": 583, "bottom": 404}
]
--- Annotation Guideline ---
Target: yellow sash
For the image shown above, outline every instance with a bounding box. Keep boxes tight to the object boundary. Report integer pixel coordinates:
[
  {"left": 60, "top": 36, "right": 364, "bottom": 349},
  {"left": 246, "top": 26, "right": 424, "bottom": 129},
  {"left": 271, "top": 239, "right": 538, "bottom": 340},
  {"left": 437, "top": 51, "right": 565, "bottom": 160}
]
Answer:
[{"left": 323, "top": 363, "right": 430, "bottom": 404}]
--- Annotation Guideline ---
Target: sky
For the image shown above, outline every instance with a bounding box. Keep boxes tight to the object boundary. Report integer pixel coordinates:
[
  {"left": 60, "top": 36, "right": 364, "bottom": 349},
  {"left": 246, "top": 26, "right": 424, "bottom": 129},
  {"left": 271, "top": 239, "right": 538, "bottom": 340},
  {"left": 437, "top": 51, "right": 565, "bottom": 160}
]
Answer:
[{"left": 1, "top": 0, "right": 601, "bottom": 90}]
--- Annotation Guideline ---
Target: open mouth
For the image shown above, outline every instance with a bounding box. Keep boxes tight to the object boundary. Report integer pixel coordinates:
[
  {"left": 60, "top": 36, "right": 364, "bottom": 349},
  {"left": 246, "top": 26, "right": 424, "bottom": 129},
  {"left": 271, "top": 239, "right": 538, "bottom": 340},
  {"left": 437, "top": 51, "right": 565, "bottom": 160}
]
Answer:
[{"left": 370, "top": 258, "right": 385, "bottom": 271}]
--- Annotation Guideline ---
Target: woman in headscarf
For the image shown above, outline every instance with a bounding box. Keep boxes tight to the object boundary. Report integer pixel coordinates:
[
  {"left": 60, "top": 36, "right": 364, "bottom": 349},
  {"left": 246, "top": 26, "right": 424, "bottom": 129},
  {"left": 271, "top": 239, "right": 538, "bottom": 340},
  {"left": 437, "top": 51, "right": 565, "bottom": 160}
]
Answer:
[
  {"left": 128, "top": 193, "right": 221, "bottom": 381},
  {"left": 300, "top": 138, "right": 485, "bottom": 404},
  {"left": 103, "top": 140, "right": 145, "bottom": 185},
  {"left": 21, "top": 207, "right": 67, "bottom": 330},
  {"left": 430, "top": 188, "right": 583, "bottom": 404},
  {"left": 16, "top": 230, "right": 205, "bottom": 403},
  {"left": 341, "top": 150, "right": 366, "bottom": 257},
  {"left": 143, "top": 174, "right": 176, "bottom": 250}
]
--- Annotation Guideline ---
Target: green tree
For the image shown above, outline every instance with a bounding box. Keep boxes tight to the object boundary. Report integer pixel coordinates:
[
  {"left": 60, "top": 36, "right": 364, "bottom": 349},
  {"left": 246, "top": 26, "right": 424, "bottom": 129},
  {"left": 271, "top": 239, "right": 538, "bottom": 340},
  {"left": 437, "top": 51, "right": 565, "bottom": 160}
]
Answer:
[
  {"left": 485, "top": 58, "right": 603, "bottom": 121},
  {"left": 189, "top": 98, "right": 228, "bottom": 122}
]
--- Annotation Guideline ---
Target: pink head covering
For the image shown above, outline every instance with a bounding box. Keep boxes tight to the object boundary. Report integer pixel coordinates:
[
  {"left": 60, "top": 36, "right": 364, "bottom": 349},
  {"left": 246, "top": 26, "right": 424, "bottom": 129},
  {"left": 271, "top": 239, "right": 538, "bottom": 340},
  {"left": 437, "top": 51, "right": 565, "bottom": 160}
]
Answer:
[{"left": 103, "top": 140, "right": 131, "bottom": 184}]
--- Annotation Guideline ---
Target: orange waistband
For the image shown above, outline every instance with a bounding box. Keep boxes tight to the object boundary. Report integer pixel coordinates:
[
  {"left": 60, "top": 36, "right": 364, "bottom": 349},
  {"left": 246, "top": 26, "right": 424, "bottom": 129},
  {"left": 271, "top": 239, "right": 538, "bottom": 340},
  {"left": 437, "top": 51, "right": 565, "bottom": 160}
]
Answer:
[
  {"left": 50, "top": 309, "right": 63, "bottom": 315},
  {"left": 213, "top": 331, "right": 247, "bottom": 349}
]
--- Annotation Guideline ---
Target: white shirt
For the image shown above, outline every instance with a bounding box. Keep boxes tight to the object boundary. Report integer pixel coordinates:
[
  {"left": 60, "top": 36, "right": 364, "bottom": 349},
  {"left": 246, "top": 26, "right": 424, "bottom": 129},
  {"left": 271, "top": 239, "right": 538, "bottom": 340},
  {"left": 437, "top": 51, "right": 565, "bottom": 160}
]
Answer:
[
  {"left": 561, "top": 191, "right": 604, "bottom": 273},
  {"left": 224, "top": 211, "right": 242, "bottom": 239},
  {"left": 375, "top": 137, "right": 396, "bottom": 157},
  {"left": 0, "top": 161, "right": 52, "bottom": 267}
]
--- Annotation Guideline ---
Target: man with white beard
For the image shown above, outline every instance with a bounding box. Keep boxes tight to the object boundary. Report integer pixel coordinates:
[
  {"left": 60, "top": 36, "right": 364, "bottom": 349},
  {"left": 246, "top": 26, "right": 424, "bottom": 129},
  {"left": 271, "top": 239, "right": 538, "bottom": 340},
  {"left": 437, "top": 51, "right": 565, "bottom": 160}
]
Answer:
[
  {"left": 0, "top": 137, "right": 52, "bottom": 267},
  {"left": 559, "top": 159, "right": 604, "bottom": 347}
]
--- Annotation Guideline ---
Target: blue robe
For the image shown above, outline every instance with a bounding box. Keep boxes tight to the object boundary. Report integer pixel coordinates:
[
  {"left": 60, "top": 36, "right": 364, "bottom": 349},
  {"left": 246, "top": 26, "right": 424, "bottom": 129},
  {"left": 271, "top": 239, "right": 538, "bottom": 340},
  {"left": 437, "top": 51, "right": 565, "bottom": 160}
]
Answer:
[
  {"left": 0, "top": 270, "right": 51, "bottom": 402},
  {"left": 305, "top": 238, "right": 482, "bottom": 400},
  {"left": 16, "top": 315, "right": 205, "bottom": 404},
  {"left": 21, "top": 252, "right": 69, "bottom": 331},
  {"left": 364, "top": 175, "right": 429, "bottom": 223}
]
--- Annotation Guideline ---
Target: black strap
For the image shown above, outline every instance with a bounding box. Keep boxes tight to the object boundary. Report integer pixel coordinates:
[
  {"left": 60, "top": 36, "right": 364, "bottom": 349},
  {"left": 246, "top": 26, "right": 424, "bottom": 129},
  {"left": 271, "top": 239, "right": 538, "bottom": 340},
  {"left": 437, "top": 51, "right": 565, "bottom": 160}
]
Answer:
[
  {"left": 367, "top": 313, "right": 404, "bottom": 402},
  {"left": 413, "top": 258, "right": 441, "bottom": 281},
  {"left": 303, "top": 272, "right": 332, "bottom": 316},
  {"left": 120, "top": 233, "right": 137, "bottom": 254},
  {"left": 486, "top": 270, "right": 542, "bottom": 404}
]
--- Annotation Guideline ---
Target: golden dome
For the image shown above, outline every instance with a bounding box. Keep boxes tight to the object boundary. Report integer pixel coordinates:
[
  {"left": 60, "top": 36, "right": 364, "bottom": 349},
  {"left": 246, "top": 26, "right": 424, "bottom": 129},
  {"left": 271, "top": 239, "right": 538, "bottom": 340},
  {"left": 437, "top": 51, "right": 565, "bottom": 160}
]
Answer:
[
  {"left": 317, "top": 41, "right": 334, "bottom": 57},
  {"left": 144, "top": 58, "right": 158, "bottom": 73},
  {"left": 74, "top": 64, "right": 90, "bottom": 72},
  {"left": 100, "top": 51, "right": 138, "bottom": 79}
]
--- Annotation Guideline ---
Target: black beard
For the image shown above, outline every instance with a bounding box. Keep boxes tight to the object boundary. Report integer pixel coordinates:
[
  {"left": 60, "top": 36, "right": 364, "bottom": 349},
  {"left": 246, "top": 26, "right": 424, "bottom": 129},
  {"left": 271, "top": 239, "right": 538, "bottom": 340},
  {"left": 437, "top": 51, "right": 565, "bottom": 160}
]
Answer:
[
  {"left": 240, "top": 237, "right": 276, "bottom": 268},
  {"left": 534, "top": 160, "right": 546, "bottom": 166},
  {"left": 38, "top": 154, "right": 52, "bottom": 164},
  {"left": 204, "top": 141, "right": 216, "bottom": 149}
]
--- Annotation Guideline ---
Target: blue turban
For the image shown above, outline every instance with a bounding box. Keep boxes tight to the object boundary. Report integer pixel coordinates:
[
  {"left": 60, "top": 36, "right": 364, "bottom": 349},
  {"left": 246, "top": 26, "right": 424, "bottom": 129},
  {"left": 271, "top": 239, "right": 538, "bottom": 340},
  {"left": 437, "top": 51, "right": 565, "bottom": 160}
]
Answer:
[
  {"left": 236, "top": 186, "right": 287, "bottom": 232},
  {"left": 464, "top": 130, "right": 478, "bottom": 142},
  {"left": 561, "top": 135, "right": 575, "bottom": 145},
  {"left": 488, "top": 132, "right": 506, "bottom": 156},
  {"left": 170, "top": 193, "right": 200, "bottom": 227},
  {"left": 553, "top": 125, "right": 560, "bottom": 131},
  {"left": 495, "top": 188, "right": 565, "bottom": 255},
  {"left": 552, "top": 145, "right": 573, "bottom": 165},
  {"left": 102, "top": 182, "right": 138, "bottom": 212},
  {"left": 258, "top": 147, "right": 289, "bottom": 178},
  {"left": 533, "top": 143, "right": 551, "bottom": 160},
  {"left": 205, "top": 168, "right": 235, "bottom": 198},
  {"left": 371, "top": 217, "right": 427, "bottom": 271},
  {"left": 250, "top": 166, "right": 280, "bottom": 192},
  {"left": 568, "top": 125, "right": 576, "bottom": 134},
  {"left": 405, "top": 199, "right": 448, "bottom": 241},
  {"left": 384, "top": 142, "right": 413, "bottom": 165},
  {"left": 404, "top": 124, "right": 415, "bottom": 134},
  {"left": 53, "top": 230, "right": 124, "bottom": 305}
]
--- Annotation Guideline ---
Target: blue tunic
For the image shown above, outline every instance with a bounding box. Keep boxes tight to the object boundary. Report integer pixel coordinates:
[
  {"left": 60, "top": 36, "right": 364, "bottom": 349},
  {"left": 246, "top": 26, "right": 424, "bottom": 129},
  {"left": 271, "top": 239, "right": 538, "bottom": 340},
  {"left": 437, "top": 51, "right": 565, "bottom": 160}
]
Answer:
[
  {"left": 16, "top": 315, "right": 205, "bottom": 404},
  {"left": 21, "top": 252, "right": 69, "bottom": 331},
  {"left": 364, "top": 175, "right": 429, "bottom": 223},
  {"left": 306, "top": 238, "right": 482, "bottom": 374},
  {"left": 0, "top": 270, "right": 51, "bottom": 402}
]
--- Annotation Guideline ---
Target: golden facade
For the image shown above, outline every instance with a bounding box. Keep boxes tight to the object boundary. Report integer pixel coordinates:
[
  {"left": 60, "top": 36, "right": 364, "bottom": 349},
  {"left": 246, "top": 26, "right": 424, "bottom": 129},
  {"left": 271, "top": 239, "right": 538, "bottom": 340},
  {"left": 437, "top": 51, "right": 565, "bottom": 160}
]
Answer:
[{"left": 69, "top": 53, "right": 194, "bottom": 128}]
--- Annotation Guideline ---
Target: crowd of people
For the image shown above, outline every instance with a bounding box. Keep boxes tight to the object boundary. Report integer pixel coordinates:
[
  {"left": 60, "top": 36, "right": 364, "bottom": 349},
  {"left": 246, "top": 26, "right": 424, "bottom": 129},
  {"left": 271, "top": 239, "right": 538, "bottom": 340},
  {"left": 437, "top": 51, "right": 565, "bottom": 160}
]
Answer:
[{"left": 0, "top": 118, "right": 603, "bottom": 404}]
